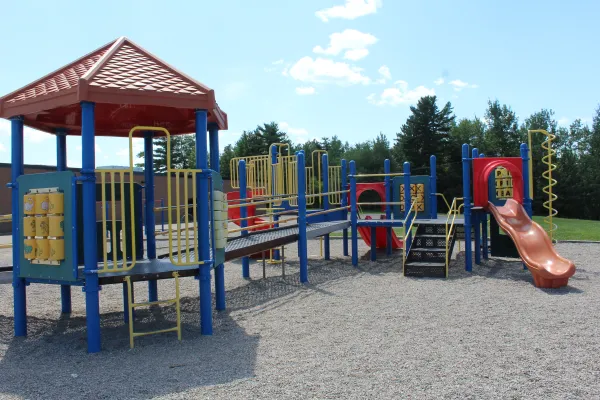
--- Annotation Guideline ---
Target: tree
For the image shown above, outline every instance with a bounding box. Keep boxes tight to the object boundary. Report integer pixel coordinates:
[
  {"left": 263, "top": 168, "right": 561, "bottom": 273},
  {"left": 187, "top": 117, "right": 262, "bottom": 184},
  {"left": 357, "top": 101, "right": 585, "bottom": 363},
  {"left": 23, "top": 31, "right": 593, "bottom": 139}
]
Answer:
[
  {"left": 220, "top": 144, "right": 235, "bottom": 179},
  {"left": 483, "top": 100, "right": 521, "bottom": 156},
  {"left": 136, "top": 134, "right": 197, "bottom": 173},
  {"left": 393, "top": 96, "right": 455, "bottom": 171}
]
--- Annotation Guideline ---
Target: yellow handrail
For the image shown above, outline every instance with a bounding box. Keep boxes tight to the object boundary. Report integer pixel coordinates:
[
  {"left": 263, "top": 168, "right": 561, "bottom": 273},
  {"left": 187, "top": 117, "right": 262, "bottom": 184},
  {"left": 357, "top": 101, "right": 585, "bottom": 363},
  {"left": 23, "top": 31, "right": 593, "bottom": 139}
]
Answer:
[
  {"left": 402, "top": 199, "right": 418, "bottom": 270},
  {"left": 434, "top": 193, "right": 451, "bottom": 211},
  {"left": 528, "top": 129, "right": 558, "bottom": 241},
  {"left": 444, "top": 197, "right": 464, "bottom": 277}
]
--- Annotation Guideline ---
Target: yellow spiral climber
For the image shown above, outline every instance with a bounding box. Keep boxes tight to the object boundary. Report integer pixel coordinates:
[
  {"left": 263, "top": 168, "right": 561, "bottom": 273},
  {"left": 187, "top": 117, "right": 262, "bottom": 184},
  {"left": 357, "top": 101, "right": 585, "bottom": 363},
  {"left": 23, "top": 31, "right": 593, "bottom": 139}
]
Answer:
[{"left": 528, "top": 129, "right": 558, "bottom": 242}]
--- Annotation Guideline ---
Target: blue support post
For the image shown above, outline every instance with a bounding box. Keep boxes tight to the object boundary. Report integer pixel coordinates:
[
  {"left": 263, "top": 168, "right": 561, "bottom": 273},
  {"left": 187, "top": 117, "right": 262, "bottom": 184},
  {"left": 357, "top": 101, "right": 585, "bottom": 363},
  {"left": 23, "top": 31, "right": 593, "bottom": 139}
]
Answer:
[
  {"left": 144, "top": 133, "right": 158, "bottom": 302},
  {"left": 430, "top": 155, "right": 437, "bottom": 219},
  {"left": 56, "top": 130, "right": 72, "bottom": 314},
  {"left": 122, "top": 282, "right": 135, "bottom": 323},
  {"left": 350, "top": 161, "right": 358, "bottom": 266},
  {"left": 370, "top": 227, "right": 377, "bottom": 261},
  {"left": 462, "top": 144, "right": 472, "bottom": 272},
  {"left": 472, "top": 148, "right": 481, "bottom": 265},
  {"left": 209, "top": 124, "right": 226, "bottom": 311},
  {"left": 403, "top": 162, "right": 412, "bottom": 254},
  {"left": 479, "top": 153, "right": 488, "bottom": 260},
  {"left": 322, "top": 153, "right": 330, "bottom": 260},
  {"left": 195, "top": 110, "right": 212, "bottom": 335},
  {"left": 341, "top": 159, "right": 349, "bottom": 256},
  {"left": 384, "top": 159, "right": 392, "bottom": 256},
  {"left": 270, "top": 145, "right": 280, "bottom": 260},
  {"left": 521, "top": 144, "right": 533, "bottom": 218},
  {"left": 297, "top": 152, "right": 308, "bottom": 282},
  {"left": 81, "top": 102, "right": 101, "bottom": 353},
  {"left": 10, "top": 116, "right": 26, "bottom": 337},
  {"left": 239, "top": 160, "right": 250, "bottom": 279}
]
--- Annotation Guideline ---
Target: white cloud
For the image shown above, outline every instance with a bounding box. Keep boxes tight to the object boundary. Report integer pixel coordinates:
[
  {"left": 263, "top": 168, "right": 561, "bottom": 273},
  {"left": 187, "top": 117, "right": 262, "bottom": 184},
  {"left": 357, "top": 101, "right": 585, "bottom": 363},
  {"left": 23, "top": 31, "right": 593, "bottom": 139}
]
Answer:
[
  {"left": 295, "top": 87, "right": 317, "bottom": 95},
  {"left": 288, "top": 57, "right": 371, "bottom": 86},
  {"left": 280, "top": 121, "right": 310, "bottom": 143},
  {"left": 378, "top": 65, "right": 391, "bottom": 80},
  {"left": 449, "top": 79, "right": 478, "bottom": 92},
  {"left": 0, "top": 143, "right": 6, "bottom": 152},
  {"left": 557, "top": 117, "right": 569, "bottom": 126},
  {"left": 316, "top": 0, "right": 382, "bottom": 22},
  {"left": 265, "top": 59, "right": 286, "bottom": 73},
  {"left": 313, "top": 29, "right": 378, "bottom": 61},
  {"left": 367, "top": 80, "right": 435, "bottom": 106},
  {"left": 434, "top": 77, "right": 445, "bottom": 85}
]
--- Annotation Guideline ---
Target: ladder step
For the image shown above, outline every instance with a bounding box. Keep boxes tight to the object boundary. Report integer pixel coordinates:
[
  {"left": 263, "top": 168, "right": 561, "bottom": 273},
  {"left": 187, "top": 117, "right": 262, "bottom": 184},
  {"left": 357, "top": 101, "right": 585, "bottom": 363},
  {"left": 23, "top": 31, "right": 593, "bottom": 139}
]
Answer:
[
  {"left": 417, "top": 234, "right": 447, "bottom": 238},
  {"left": 132, "top": 326, "right": 179, "bottom": 338},
  {"left": 405, "top": 261, "right": 445, "bottom": 267},
  {"left": 411, "top": 247, "right": 446, "bottom": 253}
]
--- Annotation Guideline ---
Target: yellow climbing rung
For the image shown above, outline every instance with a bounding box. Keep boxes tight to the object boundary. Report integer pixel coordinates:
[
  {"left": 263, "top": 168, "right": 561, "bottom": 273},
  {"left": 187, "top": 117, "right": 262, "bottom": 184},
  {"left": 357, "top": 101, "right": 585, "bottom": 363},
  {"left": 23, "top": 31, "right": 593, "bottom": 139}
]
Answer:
[{"left": 125, "top": 271, "right": 182, "bottom": 349}]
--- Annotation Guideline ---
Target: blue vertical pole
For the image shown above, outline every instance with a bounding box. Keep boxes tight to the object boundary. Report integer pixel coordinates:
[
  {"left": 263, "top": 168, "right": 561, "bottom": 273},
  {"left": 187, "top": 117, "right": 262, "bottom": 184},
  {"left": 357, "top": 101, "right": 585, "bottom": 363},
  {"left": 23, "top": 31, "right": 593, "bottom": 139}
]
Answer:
[
  {"left": 480, "top": 154, "right": 489, "bottom": 260},
  {"left": 209, "top": 124, "right": 226, "bottom": 311},
  {"left": 144, "top": 132, "right": 158, "bottom": 302},
  {"left": 56, "top": 130, "right": 72, "bottom": 314},
  {"left": 462, "top": 144, "right": 472, "bottom": 272},
  {"left": 81, "top": 102, "right": 101, "bottom": 353},
  {"left": 430, "top": 155, "right": 437, "bottom": 219},
  {"left": 270, "top": 145, "right": 280, "bottom": 260},
  {"left": 10, "top": 116, "right": 26, "bottom": 337},
  {"left": 322, "top": 153, "right": 330, "bottom": 260},
  {"left": 350, "top": 161, "right": 358, "bottom": 266},
  {"left": 521, "top": 144, "right": 533, "bottom": 218},
  {"left": 297, "top": 152, "right": 308, "bottom": 282},
  {"left": 472, "top": 148, "right": 481, "bottom": 265},
  {"left": 341, "top": 159, "right": 349, "bottom": 256},
  {"left": 239, "top": 160, "right": 250, "bottom": 279},
  {"left": 195, "top": 109, "right": 212, "bottom": 335},
  {"left": 403, "top": 162, "right": 412, "bottom": 254},
  {"left": 384, "top": 159, "right": 392, "bottom": 256}
]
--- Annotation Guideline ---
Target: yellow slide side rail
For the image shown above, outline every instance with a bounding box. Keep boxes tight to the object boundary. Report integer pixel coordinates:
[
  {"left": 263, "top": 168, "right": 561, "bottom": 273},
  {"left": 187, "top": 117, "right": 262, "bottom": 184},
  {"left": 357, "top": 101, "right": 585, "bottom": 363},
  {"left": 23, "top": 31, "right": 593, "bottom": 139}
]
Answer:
[{"left": 402, "top": 199, "right": 418, "bottom": 272}]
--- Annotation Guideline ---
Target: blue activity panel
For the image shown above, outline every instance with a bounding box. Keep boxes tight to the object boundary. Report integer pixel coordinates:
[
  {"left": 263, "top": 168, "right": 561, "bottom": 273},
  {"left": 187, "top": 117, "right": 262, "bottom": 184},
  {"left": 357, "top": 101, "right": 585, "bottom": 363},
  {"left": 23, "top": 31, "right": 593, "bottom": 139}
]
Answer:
[
  {"left": 18, "top": 171, "right": 78, "bottom": 282},
  {"left": 392, "top": 175, "right": 431, "bottom": 219}
]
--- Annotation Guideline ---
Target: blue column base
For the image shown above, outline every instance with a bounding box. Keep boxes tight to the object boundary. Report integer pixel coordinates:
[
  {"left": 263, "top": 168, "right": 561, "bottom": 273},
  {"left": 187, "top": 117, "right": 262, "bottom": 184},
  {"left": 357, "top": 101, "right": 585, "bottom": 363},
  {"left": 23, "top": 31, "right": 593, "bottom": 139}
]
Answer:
[
  {"left": 84, "top": 276, "right": 101, "bottom": 353},
  {"left": 242, "top": 258, "right": 250, "bottom": 279},
  {"left": 13, "top": 280, "right": 27, "bottom": 337},
  {"left": 215, "top": 264, "right": 226, "bottom": 311},
  {"left": 198, "top": 265, "right": 213, "bottom": 335},
  {"left": 343, "top": 229, "right": 349, "bottom": 256},
  {"left": 60, "top": 285, "right": 71, "bottom": 314},
  {"left": 324, "top": 234, "right": 330, "bottom": 260},
  {"left": 148, "top": 280, "right": 158, "bottom": 302}
]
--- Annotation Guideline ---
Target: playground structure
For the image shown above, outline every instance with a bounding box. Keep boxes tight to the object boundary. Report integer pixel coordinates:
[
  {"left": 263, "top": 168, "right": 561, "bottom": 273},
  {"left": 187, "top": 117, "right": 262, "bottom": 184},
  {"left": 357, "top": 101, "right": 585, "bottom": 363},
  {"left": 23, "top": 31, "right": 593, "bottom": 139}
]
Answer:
[{"left": 0, "top": 37, "right": 576, "bottom": 354}]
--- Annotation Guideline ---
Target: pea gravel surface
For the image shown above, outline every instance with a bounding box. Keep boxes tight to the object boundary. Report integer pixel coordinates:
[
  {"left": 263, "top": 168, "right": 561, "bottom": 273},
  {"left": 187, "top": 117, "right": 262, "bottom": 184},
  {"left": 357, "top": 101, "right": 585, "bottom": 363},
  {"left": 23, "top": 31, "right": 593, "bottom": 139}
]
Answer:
[{"left": 0, "top": 240, "right": 598, "bottom": 399}]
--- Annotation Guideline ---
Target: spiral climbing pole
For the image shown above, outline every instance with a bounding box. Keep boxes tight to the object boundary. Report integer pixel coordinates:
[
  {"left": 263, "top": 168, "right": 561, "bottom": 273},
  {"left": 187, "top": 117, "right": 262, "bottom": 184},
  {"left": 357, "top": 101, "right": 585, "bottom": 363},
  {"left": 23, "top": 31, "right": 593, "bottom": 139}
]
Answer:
[{"left": 528, "top": 129, "right": 558, "bottom": 242}]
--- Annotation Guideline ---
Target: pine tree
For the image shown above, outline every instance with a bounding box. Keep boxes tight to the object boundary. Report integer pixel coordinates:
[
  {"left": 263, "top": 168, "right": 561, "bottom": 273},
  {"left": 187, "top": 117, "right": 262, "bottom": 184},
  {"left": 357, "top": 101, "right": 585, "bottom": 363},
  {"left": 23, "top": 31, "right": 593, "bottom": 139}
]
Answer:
[{"left": 393, "top": 96, "right": 455, "bottom": 170}]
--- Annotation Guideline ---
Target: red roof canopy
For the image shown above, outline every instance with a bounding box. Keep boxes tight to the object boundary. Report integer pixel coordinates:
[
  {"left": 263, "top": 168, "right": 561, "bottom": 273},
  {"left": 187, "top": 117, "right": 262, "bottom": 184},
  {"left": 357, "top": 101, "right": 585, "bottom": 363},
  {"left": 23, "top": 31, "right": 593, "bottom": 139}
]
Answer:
[{"left": 0, "top": 37, "right": 227, "bottom": 137}]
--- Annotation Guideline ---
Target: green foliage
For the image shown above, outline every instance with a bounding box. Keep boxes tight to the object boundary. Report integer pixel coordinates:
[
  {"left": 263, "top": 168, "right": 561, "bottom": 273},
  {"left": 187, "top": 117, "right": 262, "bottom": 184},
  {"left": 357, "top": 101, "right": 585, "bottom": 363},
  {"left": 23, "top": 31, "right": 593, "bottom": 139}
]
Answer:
[{"left": 136, "top": 134, "right": 196, "bottom": 173}]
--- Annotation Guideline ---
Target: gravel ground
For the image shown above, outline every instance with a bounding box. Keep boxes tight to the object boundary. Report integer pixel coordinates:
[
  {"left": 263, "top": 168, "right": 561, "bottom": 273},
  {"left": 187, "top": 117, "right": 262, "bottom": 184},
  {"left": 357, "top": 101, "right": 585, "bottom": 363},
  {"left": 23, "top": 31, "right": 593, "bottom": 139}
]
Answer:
[{"left": 0, "top": 239, "right": 598, "bottom": 399}]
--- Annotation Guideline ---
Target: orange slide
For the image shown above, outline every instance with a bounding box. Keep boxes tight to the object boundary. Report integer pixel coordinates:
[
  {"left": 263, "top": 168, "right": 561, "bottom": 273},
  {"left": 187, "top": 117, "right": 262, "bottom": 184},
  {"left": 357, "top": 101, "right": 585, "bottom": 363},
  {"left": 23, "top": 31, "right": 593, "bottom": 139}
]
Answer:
[
  {"left": 357, "top": 215, "right": 403, "bottom": 249},
  {"left": 487, "top": 199, "right": 575, "bottom": 288}
]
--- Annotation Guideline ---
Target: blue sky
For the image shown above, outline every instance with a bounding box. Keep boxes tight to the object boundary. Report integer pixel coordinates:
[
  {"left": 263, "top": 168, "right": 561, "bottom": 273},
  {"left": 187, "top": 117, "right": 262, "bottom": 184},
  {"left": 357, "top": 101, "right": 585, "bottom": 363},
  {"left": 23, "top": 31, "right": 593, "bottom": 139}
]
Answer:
[{"left": 0, "top": 0, "right": 598, "bottom": 168}]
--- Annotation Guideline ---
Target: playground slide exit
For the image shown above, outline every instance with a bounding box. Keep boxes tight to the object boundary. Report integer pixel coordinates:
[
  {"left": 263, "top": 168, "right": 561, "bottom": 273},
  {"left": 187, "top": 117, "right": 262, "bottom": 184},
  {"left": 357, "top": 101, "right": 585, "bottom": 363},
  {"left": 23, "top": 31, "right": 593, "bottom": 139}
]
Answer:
[
  {"left": 357, "top": 216, "right": 403, "bottom": 249},
  {"left": 487, "top": 199, "right": 575, "bottom": 288}
]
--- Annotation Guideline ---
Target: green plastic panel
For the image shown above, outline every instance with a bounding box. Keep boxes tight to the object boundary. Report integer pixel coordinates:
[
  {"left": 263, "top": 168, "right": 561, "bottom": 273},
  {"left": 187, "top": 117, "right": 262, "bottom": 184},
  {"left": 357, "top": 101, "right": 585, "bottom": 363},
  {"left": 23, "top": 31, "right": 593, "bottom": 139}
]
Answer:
[{"left": 18, "top": 171, "right": 78, "bottom": 282}]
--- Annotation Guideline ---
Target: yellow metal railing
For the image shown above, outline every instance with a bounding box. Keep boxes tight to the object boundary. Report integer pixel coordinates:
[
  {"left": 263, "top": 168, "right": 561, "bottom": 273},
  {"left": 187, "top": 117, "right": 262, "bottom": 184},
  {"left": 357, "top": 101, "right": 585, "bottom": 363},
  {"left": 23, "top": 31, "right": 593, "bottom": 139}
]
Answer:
[
  {"left": 434, "top": 193, "right": 451, "bottom": 211},
  {"left": 97, "top": 169, "right": 137, "bottom": 273},
  {"left": 444, "top": 197, "right": 464, "bottom": 277},
  {"left": 328, "top": 166, "right": 342, "bottom": 205},
  {"left": 402, "top": 199, "right": 418, "bottom": 271},
  {"left": 167, "top": 169, "right": 202, "bottom": 265},
  {"left": 125, "top": 271, "right": 182, "bottom": 349},
  {"left": 528, "top": 129, "right": 558, "bottom": 241}
]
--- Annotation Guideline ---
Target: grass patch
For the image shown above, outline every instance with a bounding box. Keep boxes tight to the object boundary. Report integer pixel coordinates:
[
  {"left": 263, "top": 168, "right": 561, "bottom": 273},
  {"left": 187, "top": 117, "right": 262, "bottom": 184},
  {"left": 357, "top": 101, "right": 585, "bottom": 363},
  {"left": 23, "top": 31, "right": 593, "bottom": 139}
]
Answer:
[{"left": 329, "top": 214, "right": 600, "bottom": 241}]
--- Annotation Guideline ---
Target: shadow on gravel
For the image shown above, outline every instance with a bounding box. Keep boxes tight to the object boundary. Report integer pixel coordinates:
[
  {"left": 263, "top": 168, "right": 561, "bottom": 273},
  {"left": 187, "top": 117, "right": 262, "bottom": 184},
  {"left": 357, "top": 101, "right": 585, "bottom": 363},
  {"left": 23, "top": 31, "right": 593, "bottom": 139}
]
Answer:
[
  {"left": 0, "top": 257, "right": 397, "bottom": 399},
  {"left": 0, "top": 299, "right": 258, "bottom": 399}
]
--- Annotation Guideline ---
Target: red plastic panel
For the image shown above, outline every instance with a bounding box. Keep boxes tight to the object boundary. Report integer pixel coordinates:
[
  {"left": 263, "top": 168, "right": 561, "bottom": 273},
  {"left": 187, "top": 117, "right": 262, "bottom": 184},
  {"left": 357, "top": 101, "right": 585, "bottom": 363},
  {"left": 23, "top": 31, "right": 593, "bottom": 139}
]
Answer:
[{"left": 472, "top": 157, "right": 523, "bottom": 207}]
